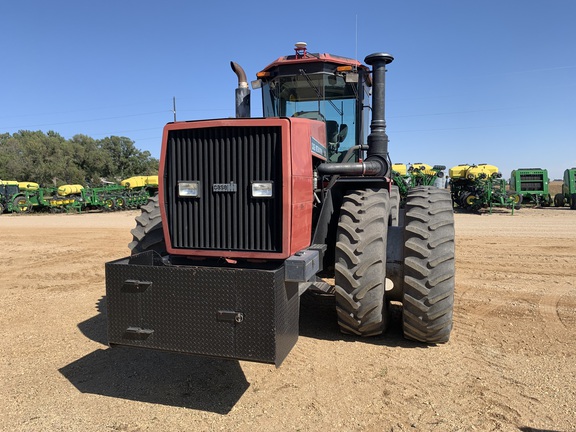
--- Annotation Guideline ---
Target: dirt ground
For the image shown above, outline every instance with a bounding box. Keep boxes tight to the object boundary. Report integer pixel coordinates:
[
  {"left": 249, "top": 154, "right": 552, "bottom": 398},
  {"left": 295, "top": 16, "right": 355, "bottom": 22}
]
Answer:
[{"left": 1, "top": 206, "right": 575, "bottom": 432}]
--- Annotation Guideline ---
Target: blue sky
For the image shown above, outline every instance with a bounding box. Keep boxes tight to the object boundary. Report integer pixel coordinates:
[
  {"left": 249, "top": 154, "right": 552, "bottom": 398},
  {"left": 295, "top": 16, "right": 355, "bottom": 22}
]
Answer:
[{"left": 1, "top": 1, "right": 575, "bottom": 180}]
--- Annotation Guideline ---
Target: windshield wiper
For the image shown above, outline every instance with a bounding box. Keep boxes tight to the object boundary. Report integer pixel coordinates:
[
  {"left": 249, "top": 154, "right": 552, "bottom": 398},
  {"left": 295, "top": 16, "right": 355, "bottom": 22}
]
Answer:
[{"left": 299, "top": 69, "right": 343, "bottom": 116}]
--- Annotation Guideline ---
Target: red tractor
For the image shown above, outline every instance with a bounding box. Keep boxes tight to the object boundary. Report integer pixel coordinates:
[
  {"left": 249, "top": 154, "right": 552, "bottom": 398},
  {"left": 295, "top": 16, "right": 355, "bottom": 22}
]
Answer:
[{"left": 106, "top": 43, "right": 455, "bottom": 366}]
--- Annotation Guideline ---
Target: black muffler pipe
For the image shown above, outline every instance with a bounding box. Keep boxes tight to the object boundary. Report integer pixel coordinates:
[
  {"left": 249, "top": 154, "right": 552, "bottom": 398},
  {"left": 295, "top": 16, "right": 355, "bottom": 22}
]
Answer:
[
  {"left": 231, "top": 61, "right": 250, "bottom": 118},
  {"left": 317, "top": 52, "right": 394, "bottom": 177},
  {"left": 364, "top": 52, "right": 394, "bottom": 172},
  {"left": 317, "top": 161, "right": 383, "bottom": 176}
]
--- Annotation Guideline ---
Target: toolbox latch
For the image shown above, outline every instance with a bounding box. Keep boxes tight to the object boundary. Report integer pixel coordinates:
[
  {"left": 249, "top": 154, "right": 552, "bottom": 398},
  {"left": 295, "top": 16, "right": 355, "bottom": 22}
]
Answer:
[
  {"left": 217, "top": 310, "right": 244, "bottom": 324},
  {"left": 123, "top": 327, "right": 154, "bottom": 340},
  {"left": 121, "top": 280, "right": 152, "bottom": 293}
]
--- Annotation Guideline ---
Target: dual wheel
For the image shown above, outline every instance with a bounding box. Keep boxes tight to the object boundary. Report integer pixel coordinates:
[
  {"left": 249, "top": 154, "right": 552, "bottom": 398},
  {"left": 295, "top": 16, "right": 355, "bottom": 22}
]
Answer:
[
  {"left": 103, "top": 197, "right": 127, "bottom": 211},
  {"left": 334, "top": 186, "right": 455, "bottom": 343}
]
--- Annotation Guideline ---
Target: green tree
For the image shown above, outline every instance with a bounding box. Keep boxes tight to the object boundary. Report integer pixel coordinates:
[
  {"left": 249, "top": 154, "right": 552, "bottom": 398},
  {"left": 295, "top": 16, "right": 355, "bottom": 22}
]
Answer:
[
  {"left": 0, "top": 130, "right": 159, "bottom": 186},
  {"left": 69, "top": 134, "right": 113, "bottom": 185},
  {"left": 0, "top": 133, "right": 19, "bottom": 180},
  {"left": 6, "top": 130, "right": 83, "bottom": 185},
  {"left": 98, "top": 136, "right": 159, "bottom": 181}
]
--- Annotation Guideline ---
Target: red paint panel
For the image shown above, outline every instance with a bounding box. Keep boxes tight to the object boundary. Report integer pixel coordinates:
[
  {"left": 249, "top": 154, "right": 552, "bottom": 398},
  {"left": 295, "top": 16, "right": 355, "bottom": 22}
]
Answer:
[
  {"left": 287, "top": 117, "right": 325, "bottom": 254},
  {"left": 159, "top": 117, "right": 320, "bottom": 260}
]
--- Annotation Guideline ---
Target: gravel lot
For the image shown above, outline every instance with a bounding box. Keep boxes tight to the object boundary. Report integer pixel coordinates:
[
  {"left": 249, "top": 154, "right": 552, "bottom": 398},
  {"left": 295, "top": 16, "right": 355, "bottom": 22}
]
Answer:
[{"left": 1, "top": 207, "right": 575, "bottom": 431}]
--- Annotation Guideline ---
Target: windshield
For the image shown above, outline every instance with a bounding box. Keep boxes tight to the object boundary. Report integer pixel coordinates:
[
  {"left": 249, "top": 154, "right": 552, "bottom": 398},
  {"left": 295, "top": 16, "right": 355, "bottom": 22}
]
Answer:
[
  {"left": 262, "top": 71, "right": 359, "bottom": 160},
  {"left": 0, "top": 185, "right": 18, "bottom": 197}
]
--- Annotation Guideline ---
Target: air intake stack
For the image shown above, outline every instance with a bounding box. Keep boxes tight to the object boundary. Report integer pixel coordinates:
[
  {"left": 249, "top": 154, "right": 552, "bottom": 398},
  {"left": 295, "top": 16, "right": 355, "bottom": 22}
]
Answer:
[{"left": 364, "top": 52, "right": 394, "bottom": 176}]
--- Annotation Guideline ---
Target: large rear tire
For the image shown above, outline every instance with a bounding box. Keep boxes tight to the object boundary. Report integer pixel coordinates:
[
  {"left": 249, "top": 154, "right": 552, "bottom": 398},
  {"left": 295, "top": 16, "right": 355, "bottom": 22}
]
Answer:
[
  {"left": 402, "top": 186, "right": 455, "bottom": 343},
  {"left": 334, "top": 188, "right": 390, "bottom": 337},
  {"left": 128, "top": 194, "right": 166, "bottom": 255},
  {"left": 571, "top": 194, "right": 576, "bottom": 210}
]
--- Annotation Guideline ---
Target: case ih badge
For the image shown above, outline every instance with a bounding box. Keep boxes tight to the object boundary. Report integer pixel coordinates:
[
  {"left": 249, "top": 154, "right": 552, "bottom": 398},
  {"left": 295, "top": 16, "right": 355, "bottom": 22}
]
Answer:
[{"left": 212, "top": 181, "right": 237, "bottom": 192}]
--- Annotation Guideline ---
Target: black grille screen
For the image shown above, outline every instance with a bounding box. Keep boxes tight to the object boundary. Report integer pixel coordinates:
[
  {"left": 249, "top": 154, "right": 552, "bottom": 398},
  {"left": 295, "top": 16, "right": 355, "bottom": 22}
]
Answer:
[
  {"left": 165, "top": 125, "right": 283, "bottom": 253},
  {"left": 519, "top": 174, "right": 544, "bottom": 191}
]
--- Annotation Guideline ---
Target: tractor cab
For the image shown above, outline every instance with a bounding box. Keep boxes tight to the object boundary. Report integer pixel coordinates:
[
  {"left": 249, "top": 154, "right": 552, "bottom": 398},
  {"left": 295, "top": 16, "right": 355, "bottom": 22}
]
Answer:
[
  {"left": 0, "top": 181, "right": 19, "bottom": 199},
  {"left": 254, "top": 42, "right": 371, "bottom": 162},
  {"left": 0, "top": 181, "right": 19, "bottom": 213}
]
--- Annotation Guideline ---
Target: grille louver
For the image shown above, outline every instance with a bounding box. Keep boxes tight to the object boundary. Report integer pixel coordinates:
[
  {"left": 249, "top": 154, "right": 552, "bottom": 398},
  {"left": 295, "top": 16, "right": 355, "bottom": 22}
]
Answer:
[
  {"left": 519, "top": 173, "right": 545, "bottom": 191},
  {"left": 164, "top": 126, "right": 283, "bottom": 253}
]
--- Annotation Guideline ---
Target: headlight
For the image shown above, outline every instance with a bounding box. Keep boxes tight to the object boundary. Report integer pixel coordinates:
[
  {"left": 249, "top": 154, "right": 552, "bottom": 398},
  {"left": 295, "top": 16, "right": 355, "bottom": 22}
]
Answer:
[
  {"left": 251, "top": 181, "right": 274, "bottom": 198},
  {"left": 178, "top": 181, "right": 201, "bottom": 197}
]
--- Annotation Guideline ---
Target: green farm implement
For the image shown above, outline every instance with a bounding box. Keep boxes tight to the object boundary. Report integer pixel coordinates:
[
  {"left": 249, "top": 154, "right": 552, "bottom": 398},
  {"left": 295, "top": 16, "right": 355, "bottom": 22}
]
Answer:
[
  {"left": 509, "top": 168, "right": 551, "bottom": 206},
  {"left": 553, "top": 168, "right": 576, "bottom": 209},
  {"left": 0, "top": 175, "right": 158, "bottom": 214},
  {"left": 392, "top": 162, "right": 446, "bottom": 205},
  {"left": 449, "top": 164, "right": 521, "bottom": 212}
]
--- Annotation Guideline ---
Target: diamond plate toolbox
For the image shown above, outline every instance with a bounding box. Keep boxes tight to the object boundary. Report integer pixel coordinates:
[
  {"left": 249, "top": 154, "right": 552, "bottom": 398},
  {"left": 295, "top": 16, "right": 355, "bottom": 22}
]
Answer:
[{"left": 105, "top": 255, "right": 299, "bottom": 366}]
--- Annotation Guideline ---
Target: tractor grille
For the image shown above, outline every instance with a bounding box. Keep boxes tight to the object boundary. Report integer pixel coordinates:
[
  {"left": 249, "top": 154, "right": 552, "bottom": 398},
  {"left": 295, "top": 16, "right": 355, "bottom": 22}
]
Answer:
[{"left": 164, "top": 125, "right": 283, "bottom": 253}]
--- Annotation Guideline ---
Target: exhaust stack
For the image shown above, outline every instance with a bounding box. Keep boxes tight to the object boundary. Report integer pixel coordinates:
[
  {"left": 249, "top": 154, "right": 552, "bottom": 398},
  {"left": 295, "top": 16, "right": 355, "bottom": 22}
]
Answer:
[{"left": 231, "top": 61, "right": 250, "bottom": 118}]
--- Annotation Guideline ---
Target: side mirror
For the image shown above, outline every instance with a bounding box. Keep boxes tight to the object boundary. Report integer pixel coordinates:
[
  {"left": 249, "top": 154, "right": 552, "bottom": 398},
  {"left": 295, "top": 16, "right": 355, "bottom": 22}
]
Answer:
[{"left": 338, "top": 124, "right": 348, "bottom": 142}]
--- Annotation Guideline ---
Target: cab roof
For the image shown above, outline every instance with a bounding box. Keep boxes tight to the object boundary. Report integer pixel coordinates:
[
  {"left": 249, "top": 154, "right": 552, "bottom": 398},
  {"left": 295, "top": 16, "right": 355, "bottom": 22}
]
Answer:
[{"left": 258, "top": 52, "right": 368, "bottom": 76}]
